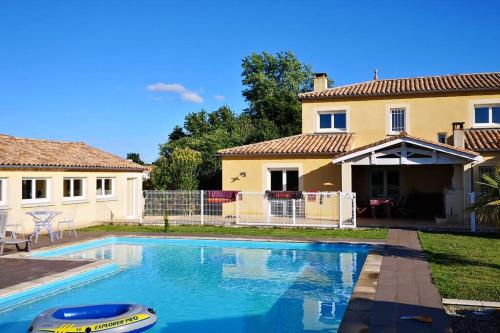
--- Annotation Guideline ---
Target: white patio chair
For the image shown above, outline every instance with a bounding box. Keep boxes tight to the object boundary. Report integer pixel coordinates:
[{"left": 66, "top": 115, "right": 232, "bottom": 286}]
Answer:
[
  {"left": 57, "top": 207, "right": 78, "bottom": 239},
  {"left": 6, "top": 216, "right": 23, "bottom": 239},
  {"left": 0, "top": 211, "right": 31, "bottom": 255}
]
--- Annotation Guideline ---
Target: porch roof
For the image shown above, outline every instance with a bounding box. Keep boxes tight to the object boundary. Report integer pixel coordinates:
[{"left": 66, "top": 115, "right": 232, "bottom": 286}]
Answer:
[{"left": 332, "top": 132, "right": 482, "bottom": 165}]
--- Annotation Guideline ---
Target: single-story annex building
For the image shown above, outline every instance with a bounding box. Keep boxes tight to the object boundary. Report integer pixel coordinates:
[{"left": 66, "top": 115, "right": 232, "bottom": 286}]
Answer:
[{"left": 0, "top": 134, "right": 145, "bottom": 234}]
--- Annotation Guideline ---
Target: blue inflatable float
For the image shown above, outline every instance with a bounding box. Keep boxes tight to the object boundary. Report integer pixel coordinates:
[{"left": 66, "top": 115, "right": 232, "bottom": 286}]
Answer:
[{"left": 29, "top": 304, "right": 157, "bottom": 333}]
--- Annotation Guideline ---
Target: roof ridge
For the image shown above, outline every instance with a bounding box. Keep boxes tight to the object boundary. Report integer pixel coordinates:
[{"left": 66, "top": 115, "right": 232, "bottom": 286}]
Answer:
[
  {"left": 323, "top": 71, "right": 500, "bottom": 90},
  {"left": 0, "top": 134, "right": 85, "bottom": 145}
]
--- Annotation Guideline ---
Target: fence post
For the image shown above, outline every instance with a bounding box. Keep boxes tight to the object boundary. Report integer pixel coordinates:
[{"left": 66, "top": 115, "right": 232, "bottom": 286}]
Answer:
[
  {"left": 236, "top": 192, "right": 240, "bottom": 225},
  {"left": 292, "top": 199, "right": 296, "bottom": 225},
  {"left": 338, "top": 192, "right": 343, "bottom": 228},
  {"left": 469, "top": 192, "right": 476, "bottom": 233},
  {"left": 352, "top": 193, "right": 357, "bottom": 228},
  {"left": 200, "top": 190, "right": 204, "bottom": 225}
]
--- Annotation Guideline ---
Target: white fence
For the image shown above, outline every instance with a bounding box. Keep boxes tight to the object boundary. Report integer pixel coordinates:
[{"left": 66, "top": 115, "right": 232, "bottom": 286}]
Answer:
[{"left": 143, "top": 190, "right": 356, "bottom": 228}]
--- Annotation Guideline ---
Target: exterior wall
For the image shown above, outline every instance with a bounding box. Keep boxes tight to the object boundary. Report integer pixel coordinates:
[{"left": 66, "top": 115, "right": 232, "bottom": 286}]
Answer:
[
  {"left": 222, "top": 155, "right": 341, "bottom": 192},
  {"left": 301, "top": 92, "right": 500, "bottom": 146},
  {"left": 0, "top": 169, "right": 143, "bottom": 234}
]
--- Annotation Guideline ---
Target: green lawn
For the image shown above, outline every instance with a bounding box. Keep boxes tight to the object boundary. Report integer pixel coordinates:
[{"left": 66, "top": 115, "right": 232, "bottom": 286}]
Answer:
[
  {"left": 419, "top": 231, "right": 500, "bottom": 301},
  {"left": 80, "top": 224, "right": 387, "bottom": 240}
]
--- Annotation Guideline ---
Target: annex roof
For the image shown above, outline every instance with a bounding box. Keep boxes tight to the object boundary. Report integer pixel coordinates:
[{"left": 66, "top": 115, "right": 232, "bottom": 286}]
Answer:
[{"left": 0, "top": 134, "right": 145, "bottom": 171}]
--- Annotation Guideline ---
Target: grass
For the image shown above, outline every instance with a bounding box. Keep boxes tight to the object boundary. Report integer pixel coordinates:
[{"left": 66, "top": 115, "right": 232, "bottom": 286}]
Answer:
[
  {"left": 79, "top": 224, "right": 387, "bottom": 240},
  {"left": 419, "top": 231, "right": 500, "bottom": 301}
]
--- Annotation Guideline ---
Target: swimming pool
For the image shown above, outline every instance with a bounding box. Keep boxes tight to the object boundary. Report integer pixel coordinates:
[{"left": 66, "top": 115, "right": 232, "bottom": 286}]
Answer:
[{"left": 0, "top": 237, "right": 370, "bottom": 332}]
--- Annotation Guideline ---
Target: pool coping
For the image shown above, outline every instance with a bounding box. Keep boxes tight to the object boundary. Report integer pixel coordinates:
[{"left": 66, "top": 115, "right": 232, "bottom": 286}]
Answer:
[
  {"left": 0, "top": 259, "right": 116, "bottom": 305},
  {"left": 0, "top": 234, "right": 385, "bottom": 322},
  {"left": 338, "top": 249, "right": 384, "bottom": 333}
]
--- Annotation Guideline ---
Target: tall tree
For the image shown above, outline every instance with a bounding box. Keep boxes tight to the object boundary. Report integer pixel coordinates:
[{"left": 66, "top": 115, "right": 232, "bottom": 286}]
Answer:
[
  {"left": 151, "top": 147, "right": 202, "bottom": 190},
  {"left": 241, "top": 51, "right": 315, "bottom": 137},
  {"left": 154, "top": 51, "right": 319, "bottom": 190},
  {"left": 168, "top": 125, "right": 187, "bottom": 141},
  {"left": 126, "top": 152, "right": 144, "bottom": 165}
]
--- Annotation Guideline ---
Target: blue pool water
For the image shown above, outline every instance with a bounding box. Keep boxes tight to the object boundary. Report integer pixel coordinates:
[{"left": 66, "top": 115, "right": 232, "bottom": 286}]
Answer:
[{"left": 0, "top": 238, "right": 370, "bottom": 332}]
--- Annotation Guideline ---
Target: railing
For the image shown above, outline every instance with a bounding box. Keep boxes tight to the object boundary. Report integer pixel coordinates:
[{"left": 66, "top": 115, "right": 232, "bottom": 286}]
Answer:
[
  {"left": 469, "top": 192, "right": 499, "bottom": 233},
  {"left": 143, "top": 190, "right": 357, "bottom": 228}
]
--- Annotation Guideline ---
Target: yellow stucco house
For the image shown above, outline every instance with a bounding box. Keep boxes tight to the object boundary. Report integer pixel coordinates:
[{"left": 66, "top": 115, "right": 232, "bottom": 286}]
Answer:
[
  {"left": 219, "top": 72, "right": 500, "bottom": 226},
  {"left": 0, "top": 134, "right": 145, "bottom": 233}
]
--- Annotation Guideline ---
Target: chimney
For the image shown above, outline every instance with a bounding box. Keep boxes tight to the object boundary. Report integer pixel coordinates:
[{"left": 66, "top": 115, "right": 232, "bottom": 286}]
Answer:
[
  {"left": 452, "top": 122, "right": 465, "bottom": 148},
  {"left": 373, "top": 69, "right": 379, "bottom": 80},
  {"left": 313, "top": 73, "right": 328, "bottom": 91}
]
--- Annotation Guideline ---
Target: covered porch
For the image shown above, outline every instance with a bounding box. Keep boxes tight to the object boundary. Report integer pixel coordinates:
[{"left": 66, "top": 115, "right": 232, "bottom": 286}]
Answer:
[{"left": 334, "top": 134, "right": 482, "bottom": 228}]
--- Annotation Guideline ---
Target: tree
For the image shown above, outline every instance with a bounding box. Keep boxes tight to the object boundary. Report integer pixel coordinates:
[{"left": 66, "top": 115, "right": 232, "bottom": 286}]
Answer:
[
  {"left": 151, "top": 147, "right": 202, "bottom": 190},
  {"left": 154, "top": 51, "right": 318, "bottom": 190},
  {"left": 471, "top": 167, "right": 500, "bottom": 225},
  {"left": 160, "top": 106, "right": 253, "bottom": 189},
  {"left": 168, "top": 125, "right": 187, "bottom": 141},
  {"left": 126, "top": 152, "right": 144, "bottom": 165},
  {"left": 241, "top": 51, "right": 316, "bottom": 137}
]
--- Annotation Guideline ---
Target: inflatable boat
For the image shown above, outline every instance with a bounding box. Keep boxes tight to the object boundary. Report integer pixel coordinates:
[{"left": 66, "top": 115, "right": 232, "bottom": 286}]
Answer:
[{"left": 29, "top": 304, "right": 157, "bottom": 333}]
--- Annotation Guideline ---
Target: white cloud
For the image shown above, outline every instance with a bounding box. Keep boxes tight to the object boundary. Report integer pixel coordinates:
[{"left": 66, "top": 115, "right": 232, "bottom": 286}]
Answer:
[
  {"left": 214, "top": 94, "right": 225, "bottom": 101},
  {"left": 146, "top": 82, "right": 204, "bottom": 103},
  {"left": 181, "top": 91, "right": 204, "bottom": 103}
]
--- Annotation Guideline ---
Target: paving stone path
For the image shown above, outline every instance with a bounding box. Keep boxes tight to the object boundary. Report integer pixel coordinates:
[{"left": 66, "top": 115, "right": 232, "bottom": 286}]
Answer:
[
  {"left": 371, "top": 229, "right": 451, "bottom": 333},
  {"left": 340, "top": 229, "right": 452, "bottom": 333}
]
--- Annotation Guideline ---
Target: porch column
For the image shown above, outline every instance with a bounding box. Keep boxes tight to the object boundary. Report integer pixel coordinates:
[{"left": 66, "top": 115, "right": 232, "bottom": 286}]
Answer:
[
  {"left": 449, "top": 164, "right": 465, "bottom": 224},
  {"left": 463, "top": 163, "right": 473, "bottom": 226},
  {"left": 341, "top": 162, "right": 352, "bottom": 193}
]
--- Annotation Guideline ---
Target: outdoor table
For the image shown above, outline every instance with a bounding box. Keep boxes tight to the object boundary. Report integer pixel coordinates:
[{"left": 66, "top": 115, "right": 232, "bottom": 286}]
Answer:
[
  {"left": 369, "top": 198, "right": 394, "bottom": 218},
  {"left": 26, "top": 210, "right": 62, "bottom": 243}
]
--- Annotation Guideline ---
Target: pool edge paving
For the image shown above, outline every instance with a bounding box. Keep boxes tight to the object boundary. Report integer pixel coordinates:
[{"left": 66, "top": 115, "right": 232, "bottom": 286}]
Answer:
[
  {"left": 339, "top": 229, "right": 452, "bottom": 333},
  {"left": 0, "top": 260, "right": 118, "bottom": 310}
]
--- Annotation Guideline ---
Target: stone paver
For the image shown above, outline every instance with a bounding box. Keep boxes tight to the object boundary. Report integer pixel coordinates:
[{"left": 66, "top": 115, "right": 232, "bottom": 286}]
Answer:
[
  {"left": 0, "top": 257, "right": 94, "bottom": 289},
  {"left": 370, "top": 229, "right": 451, "bottom": 333}
]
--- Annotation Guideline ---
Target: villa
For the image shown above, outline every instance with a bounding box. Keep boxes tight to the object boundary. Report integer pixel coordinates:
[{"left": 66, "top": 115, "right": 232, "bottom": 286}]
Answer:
[
  {"left": 0, "top": 134, "right": 145, "bottom": 233},
  {"left": 219, "top": 72, "right": 500, "bottom": 227}
]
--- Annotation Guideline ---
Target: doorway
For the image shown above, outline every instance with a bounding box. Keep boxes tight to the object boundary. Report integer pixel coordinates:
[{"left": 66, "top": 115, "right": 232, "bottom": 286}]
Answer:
[{"left": 126, "top": 178, "right": 137, "bottom": 218}]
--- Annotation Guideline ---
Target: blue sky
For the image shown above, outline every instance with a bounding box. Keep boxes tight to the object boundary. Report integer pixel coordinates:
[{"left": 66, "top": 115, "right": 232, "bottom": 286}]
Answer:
[{"left": 1, "top": 0, "right": 499, "bottom": 163}]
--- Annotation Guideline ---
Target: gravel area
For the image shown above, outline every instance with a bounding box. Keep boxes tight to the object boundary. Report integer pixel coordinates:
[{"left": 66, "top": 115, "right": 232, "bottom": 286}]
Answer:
[{"left": 446, "top": 305, "right": 499, "bottom": 333}]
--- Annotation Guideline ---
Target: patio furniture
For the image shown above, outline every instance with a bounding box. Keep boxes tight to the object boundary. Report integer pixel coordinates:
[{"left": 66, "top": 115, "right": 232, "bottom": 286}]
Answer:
[
  {"left": 369, "top": 198, "right": 395, "bottom": 218},
  {"left": 6, "top": 216, "right": 23, "bottom": 239},
  {"left": 0, "top": 211, "right": 31, "bottom": 255},
  {"left": 26, "top": 210, "right": 61, "bottom": 244},
  {"left": 57, "top": 207, "right": 78, "bottom": 239}
]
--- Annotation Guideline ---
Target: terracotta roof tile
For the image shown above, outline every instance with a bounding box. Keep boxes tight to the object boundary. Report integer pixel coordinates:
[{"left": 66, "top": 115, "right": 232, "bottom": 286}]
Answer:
[
  {"left": 299, "top": 72, "right": 500, "bottom": 100},
  {"left": 218, "top": 133, "right": 355, "bottom": 156},
  {"left": 464, "top": 129, "right": 500, "bottom": 151},
  {"left": 0, "top": 134, "right": 145, "bottom": 171}
]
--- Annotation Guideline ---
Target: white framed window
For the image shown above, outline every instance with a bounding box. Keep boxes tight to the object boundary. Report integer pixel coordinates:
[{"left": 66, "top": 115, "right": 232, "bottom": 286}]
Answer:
[
  {"left": 478, "top": 166, "right": 495, "bottom": 194},
  {"left": 437, "top": 132, "right": 447, "bottom": 144},
  {"left": 390, "top": 108, "right": 406, "bottom": 133},
  {"left": 317, "top": 110, "right": 347, "bottom": 132},
  {"left": 0, "top": 178, "right": 7, "bottom": 206},
  {"left": 268, "top": 169, "right": 300, "bottom": 191},
  {"left": 22, "top": 178, "right": 50, "bottom": 203},
  {"left": 96, "top": 178, "right": 115, "bottom": 198},
  {"left": 63, "top": 178, "right": 86, "bottom": 200},
  {"left": 474, "top": 105, "right": 500, "bottom": 127}
]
